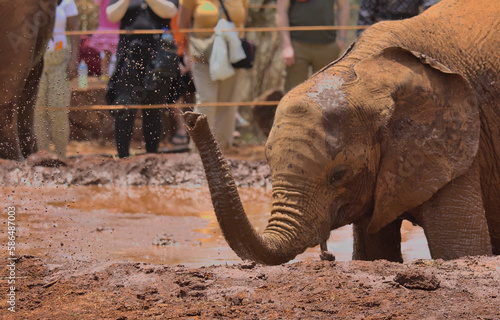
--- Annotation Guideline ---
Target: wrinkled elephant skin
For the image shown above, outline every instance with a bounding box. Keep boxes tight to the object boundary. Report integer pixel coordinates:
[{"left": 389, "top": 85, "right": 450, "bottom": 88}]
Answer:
[
  {"left": 185, "top": 0, "right": 500, "bottom": 265},
  {"left": 0, "top": 0, "right": 60, "bottom": 160}
]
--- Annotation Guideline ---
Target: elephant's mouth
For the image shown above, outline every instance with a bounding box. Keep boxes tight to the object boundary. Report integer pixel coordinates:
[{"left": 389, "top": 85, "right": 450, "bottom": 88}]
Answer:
[{"left": 330, "top": 201, "right": 348, "bottom": 230}]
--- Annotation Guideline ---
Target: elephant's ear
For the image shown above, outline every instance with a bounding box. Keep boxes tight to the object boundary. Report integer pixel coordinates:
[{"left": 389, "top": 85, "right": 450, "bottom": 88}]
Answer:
[{"left": 355, "top": 47, "right": 480, "bottom": 233}]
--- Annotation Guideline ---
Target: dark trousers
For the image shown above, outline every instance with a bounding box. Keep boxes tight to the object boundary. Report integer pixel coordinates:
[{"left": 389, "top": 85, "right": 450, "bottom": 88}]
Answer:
[
  {"left": 109, "top": 36, "right": 179, "bottom": 158},
  {"left": 114, "top": 108, "right": 163, "bottom": 158}
]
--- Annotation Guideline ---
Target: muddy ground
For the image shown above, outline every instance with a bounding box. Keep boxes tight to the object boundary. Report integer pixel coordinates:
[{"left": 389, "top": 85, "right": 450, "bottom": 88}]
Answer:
[{"left": 1, "top": 146, "right": 499, "bottom": 319}]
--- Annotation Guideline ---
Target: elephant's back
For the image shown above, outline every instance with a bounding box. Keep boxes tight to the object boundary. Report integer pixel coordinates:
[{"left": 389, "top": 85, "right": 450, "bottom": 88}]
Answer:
[{"left": 351, "top": 0, "right": 499, "bottom": 100}]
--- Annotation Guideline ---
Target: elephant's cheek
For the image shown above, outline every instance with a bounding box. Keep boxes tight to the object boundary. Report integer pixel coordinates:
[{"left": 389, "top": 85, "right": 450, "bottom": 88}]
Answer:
[{"left": 337, "top": 174, "right": 375, "bottom": 225}]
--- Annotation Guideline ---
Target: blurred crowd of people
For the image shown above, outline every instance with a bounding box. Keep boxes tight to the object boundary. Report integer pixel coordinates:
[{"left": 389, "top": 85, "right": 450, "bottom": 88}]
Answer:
[{"left": 34, "top": 0, "right": 439, "bottom": 159}]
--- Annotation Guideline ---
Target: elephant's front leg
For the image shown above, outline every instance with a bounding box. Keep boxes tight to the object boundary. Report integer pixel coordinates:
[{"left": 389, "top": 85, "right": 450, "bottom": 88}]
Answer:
[
  {"left": 352, "top": 217, "right": 403, "bottom": 262},
  {"left": 411, "top": 161, "right": 492, "bottom": 259},
  {"left": 18, "top": 60, "right": 44, "bottom": 158},
  {"left": 0, "top": 104, "right": 23, "bottom": 160}
]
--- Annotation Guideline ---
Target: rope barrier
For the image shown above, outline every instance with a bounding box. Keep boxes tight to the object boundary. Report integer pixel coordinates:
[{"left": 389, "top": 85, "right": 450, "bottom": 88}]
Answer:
[
  {"left": 63, "top": 101, "right": 281, "bottom": 111},
  {"left": 63, "top": 25, "right": 368, "bottom": 36},
  {"left": 247, "top": 4, "right": 360, "bottom": 10},
  {"left": 248, "top": 3, "right": 277, "bottom": 9}
]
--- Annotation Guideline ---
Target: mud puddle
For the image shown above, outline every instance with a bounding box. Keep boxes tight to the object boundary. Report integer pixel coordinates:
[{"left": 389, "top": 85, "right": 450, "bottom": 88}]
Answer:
[{"left": 3, "top": 185, "right": 429, "bottom": 267}]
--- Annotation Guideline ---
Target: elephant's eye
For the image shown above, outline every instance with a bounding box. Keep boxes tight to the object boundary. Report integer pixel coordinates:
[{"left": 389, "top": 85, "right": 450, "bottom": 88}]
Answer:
[{"left": 329, "top": 167, "right": 349, "bottom": 185}]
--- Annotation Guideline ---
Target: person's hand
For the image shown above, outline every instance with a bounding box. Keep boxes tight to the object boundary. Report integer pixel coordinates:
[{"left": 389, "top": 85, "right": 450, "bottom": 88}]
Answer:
[
  {"left": 336, "top": 38, "right": 346, "bottom": 54},
  {"left": 282, "top": 45, "right": 294, "bottom": 67},
  {"left": 180, "top": 55, "right": 191, "bottom": 75},
  {"left": 67, "top": 59, "right": 78, "bottom": 80}
]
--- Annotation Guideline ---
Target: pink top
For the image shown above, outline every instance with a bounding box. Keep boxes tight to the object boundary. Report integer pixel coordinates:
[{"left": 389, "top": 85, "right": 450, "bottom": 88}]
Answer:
[{"left": 95, "top": 0, "right": 119, "bottom": 30}]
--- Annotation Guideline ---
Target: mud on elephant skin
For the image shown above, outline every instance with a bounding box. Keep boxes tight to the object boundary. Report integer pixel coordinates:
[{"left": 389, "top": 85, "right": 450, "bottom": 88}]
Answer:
[
  {"left": 185, "top": 0, "right": 499, "bottom": 265},
  {"left": 0, "top": 0, "right": 61, "bottom": 160}
]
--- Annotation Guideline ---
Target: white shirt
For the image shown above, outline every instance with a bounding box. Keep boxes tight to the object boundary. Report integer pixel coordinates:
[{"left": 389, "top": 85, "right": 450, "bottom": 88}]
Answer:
[{"left": 47, "top": 0, "right": 79, "bottom": 51}]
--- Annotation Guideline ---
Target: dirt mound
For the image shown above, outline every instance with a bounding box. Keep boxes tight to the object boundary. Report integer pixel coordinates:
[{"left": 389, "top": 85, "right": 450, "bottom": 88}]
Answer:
[
  {"left": 2, "top": 255, "right": 499, "bottom": 319},
  {"left": 0, "top": 151, "right": 270, "bottom": 188}
]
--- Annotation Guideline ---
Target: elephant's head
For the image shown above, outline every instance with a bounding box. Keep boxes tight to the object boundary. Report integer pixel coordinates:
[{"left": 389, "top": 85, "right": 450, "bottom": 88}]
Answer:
[{"left": 184, "top": 46, "right": 479, "bottom": 265}]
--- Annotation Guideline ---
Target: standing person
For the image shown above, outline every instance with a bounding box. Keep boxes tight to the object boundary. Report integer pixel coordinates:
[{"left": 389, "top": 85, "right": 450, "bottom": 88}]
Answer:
[
  {"left": 277, "top": 0, "right": 350, "bottom": 93},
  {"left": 34, "top": 0, "right": 80, "bottom": 159},
  {"left": 357, "top": 0, "right": 439, "bottom": 37},
  {"left": 106, "top": 0, "right": 179, "bottom": 158},
  {"left": 178, "top": 0, "right": 249, "bottom": 150},
  {"left": 89, "top": 0, "right": 120, "bottom": 82}
]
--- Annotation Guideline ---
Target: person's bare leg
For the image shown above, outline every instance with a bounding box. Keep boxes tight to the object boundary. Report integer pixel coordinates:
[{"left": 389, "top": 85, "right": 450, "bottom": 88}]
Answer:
[{"left": 101, "top": 50, "right": 112, "bottom": 80}]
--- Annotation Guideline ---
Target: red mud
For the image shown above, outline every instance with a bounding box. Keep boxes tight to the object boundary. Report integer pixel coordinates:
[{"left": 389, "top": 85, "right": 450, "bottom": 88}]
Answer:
[{"left": 1, "top": 147, "right": 499, "bottom": 319}]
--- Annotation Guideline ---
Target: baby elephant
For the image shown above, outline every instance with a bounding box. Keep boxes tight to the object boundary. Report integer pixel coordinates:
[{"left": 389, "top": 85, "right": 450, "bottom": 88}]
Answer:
[{"left": 185, "top": 0, "right": 499, "bottom": 265}]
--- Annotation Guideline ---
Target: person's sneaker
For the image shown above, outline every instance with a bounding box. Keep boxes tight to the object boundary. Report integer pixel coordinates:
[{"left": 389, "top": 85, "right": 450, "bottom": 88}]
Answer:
[{"left": 171, "top": 134, "right": 189, "bottom": 145}]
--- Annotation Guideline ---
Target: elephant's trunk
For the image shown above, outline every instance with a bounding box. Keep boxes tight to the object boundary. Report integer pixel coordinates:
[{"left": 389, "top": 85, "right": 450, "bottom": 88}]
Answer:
[{"left": 184, "top": 112, "right": 311, "bottom": 265}]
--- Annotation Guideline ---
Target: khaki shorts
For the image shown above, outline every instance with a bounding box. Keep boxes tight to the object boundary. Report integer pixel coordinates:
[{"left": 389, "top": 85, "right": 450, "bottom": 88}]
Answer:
[{"left": 285, "top": 40, "right": 340, "bottom": 93}]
